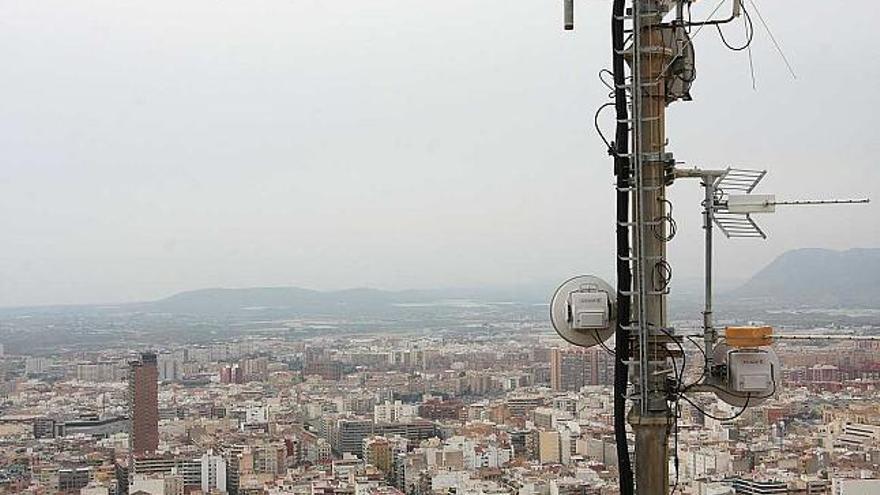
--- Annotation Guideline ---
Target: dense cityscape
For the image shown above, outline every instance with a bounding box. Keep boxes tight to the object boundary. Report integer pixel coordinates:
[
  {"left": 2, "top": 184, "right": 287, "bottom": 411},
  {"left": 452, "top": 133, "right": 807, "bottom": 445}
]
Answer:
[
  {"left": 0, "top": 301, "right": 878, "bottom": 495},
  {"left": 0, "top": 1, "right": 877, "bottom": 494}
]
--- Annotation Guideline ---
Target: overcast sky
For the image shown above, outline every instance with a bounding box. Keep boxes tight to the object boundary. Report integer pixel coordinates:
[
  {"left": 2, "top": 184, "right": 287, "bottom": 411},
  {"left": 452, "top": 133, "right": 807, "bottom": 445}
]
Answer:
[{"left": 0, "top": 0, "right": 877, "bottom": 307}]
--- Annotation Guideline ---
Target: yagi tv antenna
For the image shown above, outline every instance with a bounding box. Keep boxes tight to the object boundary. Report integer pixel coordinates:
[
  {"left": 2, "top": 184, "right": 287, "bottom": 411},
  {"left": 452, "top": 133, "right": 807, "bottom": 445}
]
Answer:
[
  {"left": 696, "top": 167, "right": 870, "bottom": 239},
  {"left": 674, "top": 165, "right": 869, "bottom": 405}
]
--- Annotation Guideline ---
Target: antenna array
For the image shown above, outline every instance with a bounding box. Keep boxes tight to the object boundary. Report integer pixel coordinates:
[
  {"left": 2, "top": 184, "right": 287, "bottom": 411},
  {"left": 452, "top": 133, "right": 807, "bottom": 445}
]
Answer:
[{"left": 552, "top": 2, "right": 870, "bottom": 495}]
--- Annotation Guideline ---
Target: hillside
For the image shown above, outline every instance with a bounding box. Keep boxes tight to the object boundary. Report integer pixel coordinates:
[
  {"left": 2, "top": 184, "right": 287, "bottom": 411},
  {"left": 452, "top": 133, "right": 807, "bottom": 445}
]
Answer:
[
  {"left": 730, "top": 248, "right": 880, "bottom": 308},
  {"left": 145, "top": 285, "right": 550, "bottom": 315},
  {"left": 151, "top": 286, "right": 391, "bottom": 313}
]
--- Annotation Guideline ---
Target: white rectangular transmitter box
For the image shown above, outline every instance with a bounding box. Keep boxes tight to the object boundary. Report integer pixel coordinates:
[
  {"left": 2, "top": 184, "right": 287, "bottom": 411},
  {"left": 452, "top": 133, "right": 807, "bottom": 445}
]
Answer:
[
  {"left": 568, "top": 290, "right": 609, "bottom": 330},
  {"left": 728, "top": 350, "right": 773, "bottom": 393}
]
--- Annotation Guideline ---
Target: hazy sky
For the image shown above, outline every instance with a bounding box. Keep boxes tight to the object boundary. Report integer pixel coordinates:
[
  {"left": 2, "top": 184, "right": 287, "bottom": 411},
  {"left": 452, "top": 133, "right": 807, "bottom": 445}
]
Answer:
[{"left": 1, "top": 0, "right": 878, "bottom": 307}]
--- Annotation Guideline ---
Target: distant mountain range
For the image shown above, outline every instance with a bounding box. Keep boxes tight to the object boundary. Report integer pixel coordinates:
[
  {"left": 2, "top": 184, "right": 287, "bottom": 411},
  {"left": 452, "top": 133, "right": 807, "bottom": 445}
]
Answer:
[
  {"left": 727, "top": 248, "right": 880, "bottom": 308},
  {"left": 2, "top": 248, "right": 877, "bottom": 317},
  {"left": 148, "top": 248, "right": 880, "bottom": 314},
  {"left": 2, "top": 249, "right": 875, "bottom": 355},
  {"left": 138, "top": 285, "right": 551, "bottom": 316}
]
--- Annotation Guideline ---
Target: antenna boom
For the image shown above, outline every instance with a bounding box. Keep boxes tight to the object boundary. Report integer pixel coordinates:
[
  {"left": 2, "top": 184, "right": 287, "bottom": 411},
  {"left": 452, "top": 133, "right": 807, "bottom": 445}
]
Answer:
[{"left": 770, "top": 198, "right": 870, "bottom": 206}]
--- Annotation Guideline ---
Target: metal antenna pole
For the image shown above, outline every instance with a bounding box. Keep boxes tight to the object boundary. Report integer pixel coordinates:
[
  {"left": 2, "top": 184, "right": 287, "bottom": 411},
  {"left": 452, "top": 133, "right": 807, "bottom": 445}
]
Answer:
[
  {"left": 703, "top": 177, "right": 715, "bottom": 368},
  {"left": 674, "top": 168, "right": 728, "bottom": 372},
  {"left": 629, "top": 1, "right": 672, "bottom": 494},
  {"left": 698, "top": 170, "right": 724, "bottom": 368}
]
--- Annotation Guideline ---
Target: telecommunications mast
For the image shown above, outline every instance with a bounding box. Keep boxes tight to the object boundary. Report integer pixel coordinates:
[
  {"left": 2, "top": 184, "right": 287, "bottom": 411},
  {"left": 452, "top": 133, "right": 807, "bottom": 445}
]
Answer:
[{"left": 552, "top": 1, "right": 869, "bottom": 495}]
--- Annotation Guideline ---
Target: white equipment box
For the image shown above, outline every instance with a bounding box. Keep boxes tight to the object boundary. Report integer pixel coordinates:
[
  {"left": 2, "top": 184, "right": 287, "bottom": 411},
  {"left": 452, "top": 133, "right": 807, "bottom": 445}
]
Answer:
[
  {"left": 727, "top": 350, "right": 773, "bottom": 393},
  {"left": 568, "top": 290, "right": 610, "bottom": 330}
]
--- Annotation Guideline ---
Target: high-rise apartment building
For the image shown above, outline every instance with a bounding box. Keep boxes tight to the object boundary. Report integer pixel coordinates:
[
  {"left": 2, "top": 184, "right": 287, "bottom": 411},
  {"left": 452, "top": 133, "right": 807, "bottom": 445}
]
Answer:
[
  {"left": 156, "top": 354, "right": 182, "bottom": 382},
  {"left": 363, "top": 435, "right": 408, "bottom": 482},
  {"left": 241, "top": 357, "right": 269, "bottom": 382},
  {"left": 334, "top": 418, "right": 374, "bottom": 456},
  {"left": 304, "top": 360, "right": 344, "bottom": 381},
  {"left": 538, "top": 430, "right": 561, "bottom": 464},
  {"left": 373, "top": 400, "right": 417, "bottom": 423},
  {"left": 200, "top": 450, "right": 227, "bottom": 493},
  {"left": 129, "top": 352, "right": 159, "bottom": 456},
  {"left": 549, "top": 347, "right": 614, "bottom": 392},
  {"left": 220, "top": 364, "right": 243, "bottom": 384},
  {"left": 76, "top": 361, "right": 121, "bottom": 383}
]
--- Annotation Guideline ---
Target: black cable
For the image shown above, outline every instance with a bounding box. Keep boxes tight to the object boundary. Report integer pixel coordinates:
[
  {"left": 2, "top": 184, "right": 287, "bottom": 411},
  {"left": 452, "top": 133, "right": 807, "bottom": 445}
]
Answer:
[
  {"left": 652, "top": 199, "right": 677, "bottom": 242},
  {"left": 687, "top": 1, "right": 693, "bottom": 32},
  {"left": 594, "top": 102, "right": 617, "bottom": 157},
  {"left": 653, "top": 260, "right": 673, "bottom": 292},
  {"left": 655, "top": 325, "right": 683, "bottom": 495},
  {"left": 685, "top": 376, "right": 777, "bottom": 400},
  {"left": 656, "top": 326, "right": 686, "bottom": 387},
  {"left": 598, "top": 69, "right": 616, "bottom": 97},
  {"left": 680, "top": 0, "right": 739, "bottom": 28},
  {"left": 670, "top": 399, "right": 681, "bottom": 495},
  {"left": 716, "top": 4, "right": 754, "bottom": 51},
  {"left": 680, "top": 393, "right": 751, "bottom": 421},
  {"left": 595, "top": 330, "right": 615, "bottom": 356},
  {"left": 681, "top": 368, "right": 778, "bottom": 421},
  {"left": 611, "top": 0, "right": 633, "bottom": 492},
  {"left": 683, "top": 335, "right": 709, "bottom": 389}
]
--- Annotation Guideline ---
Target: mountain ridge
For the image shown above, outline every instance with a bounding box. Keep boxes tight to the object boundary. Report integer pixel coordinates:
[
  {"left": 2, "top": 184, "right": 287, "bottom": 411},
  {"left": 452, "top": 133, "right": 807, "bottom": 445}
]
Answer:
[
  {"left": 728, "top": 247, "right": 880, "bottom": 308},
  {"left": 2, "top": 247, "right": 878, "bottom": 315}
]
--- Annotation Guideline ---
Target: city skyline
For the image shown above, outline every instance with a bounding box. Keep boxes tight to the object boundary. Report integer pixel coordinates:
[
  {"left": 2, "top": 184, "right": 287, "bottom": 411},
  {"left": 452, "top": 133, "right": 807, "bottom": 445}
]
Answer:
[
  {"left": 2, "top": 305, "right": 878, "bottom": 494},
  {"left": 0, "top": 0, "right": 878, "bottom": 494}
]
